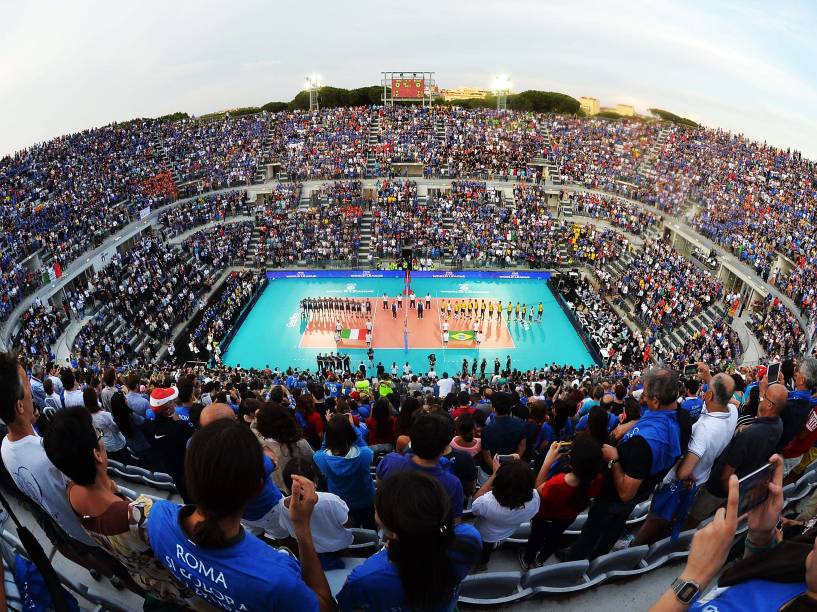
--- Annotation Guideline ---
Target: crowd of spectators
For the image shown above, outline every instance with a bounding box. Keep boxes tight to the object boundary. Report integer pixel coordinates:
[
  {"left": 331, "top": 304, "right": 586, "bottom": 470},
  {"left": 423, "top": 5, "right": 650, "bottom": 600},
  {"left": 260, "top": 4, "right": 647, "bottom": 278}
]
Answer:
[
  {"left": 660, "top": 319, "right": 744, "bottom": 371},
  {"left": 747, "top": 295, "right": 807, "bottom": 359},
  {"left": 370, "top": 105, "right": 439, "bottom": 177},
  {"left": 274, "top": 108, "right": 369, "bottom": 180},
  {"left": 549, "top": 116, "right": 660, "bottom": 187},
  {"left": 7, "top": 344, "right": 817, "bottom": 610},
  {"left": 160, "top": 113, "right": 269, "bottom": 188},
  {"left": 70, "top": 237, "right": 214, "bottom": 366},
  {"left": 187, "top": 270, "right": 262, "bottom": 360},
  {"left": 570, "top": 191, "right": 659, "bottom": 234},
  {"left": 182, "top": 221, "right": 254, "bottom": 268},
  {"left": 610, "top": 239, "right": 724, "bottom": 333},
  {"left": 11, "top": 300, "right": 68, "bottom": 361},
  {"left": 159, "top": 190, "right": 245, "bottom": 237},
  {"left": 257, "top": 182, "right": 362, "bottom": 265}
]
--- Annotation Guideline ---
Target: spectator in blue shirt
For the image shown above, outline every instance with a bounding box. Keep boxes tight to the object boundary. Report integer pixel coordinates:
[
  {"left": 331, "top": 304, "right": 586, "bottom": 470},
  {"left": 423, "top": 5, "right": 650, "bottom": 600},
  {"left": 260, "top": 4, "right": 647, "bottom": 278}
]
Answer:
[
  {"left": 680, "top": 377, "right": 704, "bottom": 422},
  {"left": 338, "top": 471, "right": 481, "bottom": 611},
  {"left": 147, "top": 419, "right": 333, "bottom": 611},
  {"left": 313, "top": 414, "right": 376, "bottom": 529},
  {"left": 377, "top": 413, "right": 465, "bottom": 518},
  {"left": 481, "top": 392, "right": 527, "bottom": 468}
]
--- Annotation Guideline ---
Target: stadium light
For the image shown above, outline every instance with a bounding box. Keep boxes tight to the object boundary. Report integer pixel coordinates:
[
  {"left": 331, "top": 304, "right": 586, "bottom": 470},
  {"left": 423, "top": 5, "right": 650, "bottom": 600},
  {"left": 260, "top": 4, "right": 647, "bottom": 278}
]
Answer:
[
  {"left": 306, "top": 74, "right": 323, "bottom": 111},
  {"left": 492, "top": 75, "right": 512, "bottom": 111}
]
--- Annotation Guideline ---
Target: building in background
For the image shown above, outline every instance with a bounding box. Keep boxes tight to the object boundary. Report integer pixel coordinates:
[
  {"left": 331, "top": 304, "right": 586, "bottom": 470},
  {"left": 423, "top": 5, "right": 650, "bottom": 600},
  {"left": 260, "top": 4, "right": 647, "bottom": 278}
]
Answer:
[
  {"left": 440, "top": 87, "right": 492, "bottom": 101},
  {"left": 579, "top": 96, "right": 600, "bottom": 115},
  {"left": 613, "top": 103, "right": 635, "bottom": 117}
]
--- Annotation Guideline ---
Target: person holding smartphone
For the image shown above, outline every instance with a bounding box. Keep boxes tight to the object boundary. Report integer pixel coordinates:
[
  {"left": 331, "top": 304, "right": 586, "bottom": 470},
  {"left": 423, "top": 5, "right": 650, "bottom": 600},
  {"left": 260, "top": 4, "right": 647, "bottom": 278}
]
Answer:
[
  {"left": 649, "top": 455, "right": 817, "bottom": 611},
  {"left": 686, "top": 379, "right": 786, "bottom": 527}
]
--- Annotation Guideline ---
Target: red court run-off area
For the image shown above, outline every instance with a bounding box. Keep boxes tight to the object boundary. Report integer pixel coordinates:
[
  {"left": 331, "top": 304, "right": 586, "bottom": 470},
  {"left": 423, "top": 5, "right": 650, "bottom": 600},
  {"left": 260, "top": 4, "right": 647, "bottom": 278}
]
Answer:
[{"left": 299, "top": 298, "right": 515, "bottom": 350}]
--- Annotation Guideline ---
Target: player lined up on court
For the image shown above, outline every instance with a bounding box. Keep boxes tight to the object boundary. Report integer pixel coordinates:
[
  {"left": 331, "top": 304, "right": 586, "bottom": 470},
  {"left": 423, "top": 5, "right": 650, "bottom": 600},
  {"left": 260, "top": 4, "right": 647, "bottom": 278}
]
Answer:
[
  {"left": 439, "top": 299, "right": 505, "bottom": 322},
  {"left": 301, "top": 297, "right": 371, "bottom": 320}
]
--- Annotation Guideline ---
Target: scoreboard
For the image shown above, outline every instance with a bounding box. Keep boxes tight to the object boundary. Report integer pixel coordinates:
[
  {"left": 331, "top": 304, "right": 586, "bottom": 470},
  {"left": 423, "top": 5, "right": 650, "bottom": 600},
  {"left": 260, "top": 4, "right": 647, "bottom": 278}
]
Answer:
[{"left": 391, "top": 78, "right": 425, "bottom": 100}]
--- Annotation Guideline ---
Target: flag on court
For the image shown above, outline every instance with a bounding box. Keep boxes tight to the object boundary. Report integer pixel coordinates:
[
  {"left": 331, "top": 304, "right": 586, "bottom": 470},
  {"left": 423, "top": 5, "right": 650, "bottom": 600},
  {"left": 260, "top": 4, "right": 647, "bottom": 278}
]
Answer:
[
  {"left": 341, "top": 328, "right": 363, "bottom": 340},
  {"left": 449, "top": 330, "right": 476, "bottom": 342}
]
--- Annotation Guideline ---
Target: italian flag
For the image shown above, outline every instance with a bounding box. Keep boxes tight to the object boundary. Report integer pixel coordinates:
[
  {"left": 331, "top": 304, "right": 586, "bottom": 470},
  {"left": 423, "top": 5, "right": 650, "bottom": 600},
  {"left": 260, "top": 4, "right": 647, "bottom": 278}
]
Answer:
[{"left": 341, "top": 329, "right": 363, "bottom": 340}]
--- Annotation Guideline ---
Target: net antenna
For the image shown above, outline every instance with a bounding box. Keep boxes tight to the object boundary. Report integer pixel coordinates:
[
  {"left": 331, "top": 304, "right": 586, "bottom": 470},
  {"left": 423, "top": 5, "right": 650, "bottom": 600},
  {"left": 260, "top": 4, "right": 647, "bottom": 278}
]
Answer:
[{"left": 382, "top": 71, "right": 436, "bottom": 108}]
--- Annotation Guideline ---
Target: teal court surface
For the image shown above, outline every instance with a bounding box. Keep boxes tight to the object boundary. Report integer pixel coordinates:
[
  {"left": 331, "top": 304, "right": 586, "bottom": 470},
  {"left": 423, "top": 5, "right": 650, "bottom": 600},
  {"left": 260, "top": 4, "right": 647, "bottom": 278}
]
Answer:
[{"left": 223, "top": 271, "right": 595, "bottom": 374}]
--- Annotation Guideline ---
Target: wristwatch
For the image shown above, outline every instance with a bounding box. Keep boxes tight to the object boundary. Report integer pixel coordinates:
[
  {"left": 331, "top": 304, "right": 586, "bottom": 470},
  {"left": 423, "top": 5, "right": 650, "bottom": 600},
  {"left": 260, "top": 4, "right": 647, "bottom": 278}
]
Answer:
[
  {"left": 607, "top": 458, "right": 619, "bottom": 469},
  {"left": 671, "top": 577, "right": 700, "bottom": 604}
]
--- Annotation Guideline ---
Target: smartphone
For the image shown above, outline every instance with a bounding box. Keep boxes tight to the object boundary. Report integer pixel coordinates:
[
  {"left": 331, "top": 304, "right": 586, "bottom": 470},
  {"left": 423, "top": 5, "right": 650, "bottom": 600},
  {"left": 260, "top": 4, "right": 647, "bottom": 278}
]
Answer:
[
  {"left": 496, "top": 454, "right": 515, "bottom": 464},
  {"left": 558, "top": 442, "right": 573, "bottom": 453},
  {"left": 767, "top": 362, "right": 781, "bottom": 383},
  {"left": 737, "top": 462, "right": 774, "bottom": 515},
  {"left": 683, "top": 364, "right": 698, "bottom": 377}
]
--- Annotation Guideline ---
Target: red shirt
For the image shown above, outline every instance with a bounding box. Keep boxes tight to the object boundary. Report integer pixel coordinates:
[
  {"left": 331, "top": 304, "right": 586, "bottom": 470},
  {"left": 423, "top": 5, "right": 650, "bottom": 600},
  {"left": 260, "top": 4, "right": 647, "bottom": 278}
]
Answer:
[
  {"left": 451, "top": 405, "right": 476, "bottom": 420},
  {"left": 535, "top": 473, "right": 603, "bottom": 521},
  {"left": 784, "top": 407, "right": 817, "bottom": 457},
  {"left": 365, "top": 416, "right": 396, "bottom": 445},
  {"left": 306, "top": 412, "right": 324, "bottom": 437}
]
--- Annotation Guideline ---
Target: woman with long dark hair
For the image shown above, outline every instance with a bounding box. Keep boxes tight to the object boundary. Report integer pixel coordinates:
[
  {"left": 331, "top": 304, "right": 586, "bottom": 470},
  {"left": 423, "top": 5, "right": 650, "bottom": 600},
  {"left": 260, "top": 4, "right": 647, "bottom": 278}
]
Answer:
[
  {"left": 365, "top": 397, "right": 396, "bottom": 453},
  {"left": 338, "top": 471, "right": 482, "bottom": 611},
  {"left": 84, "top": 387, "right": 131, "bottom": 465},
  {"left": 146, "top": 419, "right": 333, "bottom": 610},
  {"left": 253, "top": 401, "right": 314, "bottom": 494},
  {"left": 110, "top": 391, "right": 152, "bottom": 469},
  {"left": 520, "top": 436, "right": 603, "bottom": 570},
  {"left": 296, "top": 394, "right": 324, "bottom": 449},
  {"left": 314, "top": 414, "right": 376, "bottom": 529}
]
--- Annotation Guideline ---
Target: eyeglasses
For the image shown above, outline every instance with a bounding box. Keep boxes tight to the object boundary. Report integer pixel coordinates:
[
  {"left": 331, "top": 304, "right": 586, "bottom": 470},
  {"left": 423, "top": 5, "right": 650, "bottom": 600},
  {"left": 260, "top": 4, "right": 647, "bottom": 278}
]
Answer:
[{"left": 760, "top": 394, "right": 779, "bottom": 410}]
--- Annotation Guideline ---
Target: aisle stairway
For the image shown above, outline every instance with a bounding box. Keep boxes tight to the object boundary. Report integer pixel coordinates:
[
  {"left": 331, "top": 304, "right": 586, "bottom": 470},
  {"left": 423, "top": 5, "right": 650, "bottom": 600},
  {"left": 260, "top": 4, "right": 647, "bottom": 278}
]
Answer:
[
  {"left": 254, "top": 116, "right": 276, "bottom": 184},
  {"left": 357, "top": 212, "right": 373, "bottom": 262},
  {"left": 635, "top": 125, "right": 670, "bottom": 182},
  {"left": 366, "top": 111, "right": 381, "bottom": 177},
  {"left": 434, "top": 116, "right": 449, "bottom": 176}
]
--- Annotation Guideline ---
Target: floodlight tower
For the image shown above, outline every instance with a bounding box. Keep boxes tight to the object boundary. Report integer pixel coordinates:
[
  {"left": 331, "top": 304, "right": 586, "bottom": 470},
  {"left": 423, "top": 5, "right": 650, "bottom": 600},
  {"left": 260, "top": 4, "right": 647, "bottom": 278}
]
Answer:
[
  {"left": 306, "top": 74, "right": 323, "bottom": 111},
  {"left": 492, "top": 75, "right": 512, "bottom": 111}
]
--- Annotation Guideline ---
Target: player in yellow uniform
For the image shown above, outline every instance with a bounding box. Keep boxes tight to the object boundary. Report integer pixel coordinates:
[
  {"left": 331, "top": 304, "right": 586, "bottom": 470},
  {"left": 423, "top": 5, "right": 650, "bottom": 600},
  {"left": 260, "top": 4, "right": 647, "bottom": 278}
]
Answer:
[
  {"left": 537, "top": 302, "right": 544, "bottom": 323},
  {"left": 515, "top": 302, "right": 521, "bottom": 322},
  {"left": 506, "top": 301, "right": 512, "bottom": 321},
  {"left": 522, "top": 303, "right": 527, "bottom": 322},
  {"left": 453, "top": 300, "right": 460, "bottom": 320},
  {"left": 440, "top": 299, "right": 447, "bottom": 319},
  {"left": 488, "top": 300, "right": 494, "bottom": 320}
]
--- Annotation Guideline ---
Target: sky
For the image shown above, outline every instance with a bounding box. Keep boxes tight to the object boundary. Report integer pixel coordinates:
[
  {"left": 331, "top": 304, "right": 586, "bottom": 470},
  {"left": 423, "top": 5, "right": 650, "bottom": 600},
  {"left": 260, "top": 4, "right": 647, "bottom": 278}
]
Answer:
[{"left": 2, "top": 0, "right": 817, "bottom": 158}]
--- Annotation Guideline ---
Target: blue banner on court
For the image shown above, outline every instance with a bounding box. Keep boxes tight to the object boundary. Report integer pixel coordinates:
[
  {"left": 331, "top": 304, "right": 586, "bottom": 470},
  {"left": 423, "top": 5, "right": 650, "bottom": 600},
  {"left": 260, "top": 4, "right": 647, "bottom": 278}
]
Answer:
[{"left": 266, "top": 269, "right": 551, "bottom": 280}]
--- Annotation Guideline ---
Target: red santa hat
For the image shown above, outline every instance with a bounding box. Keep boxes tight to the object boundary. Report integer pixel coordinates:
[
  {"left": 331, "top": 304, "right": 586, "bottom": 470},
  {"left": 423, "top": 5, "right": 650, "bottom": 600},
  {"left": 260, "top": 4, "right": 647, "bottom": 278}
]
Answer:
[{"left": 150, "top": 386, "right": 179, "bottom": 412}]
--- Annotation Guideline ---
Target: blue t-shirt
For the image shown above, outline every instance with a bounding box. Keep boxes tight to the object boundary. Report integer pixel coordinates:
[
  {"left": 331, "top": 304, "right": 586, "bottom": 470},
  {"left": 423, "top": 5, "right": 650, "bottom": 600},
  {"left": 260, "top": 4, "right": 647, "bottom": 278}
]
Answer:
[
  {"left": 576, "top": 412, "right": 619, "bottom": 433},
  {"left": 376, "top": 453, "right": 465, "bottom": 517},
  {"left": 147, "top": 500, "right": 318, "bottom": 611},
  {"left": 326, "top": 381, "right": 342, "bottom": 398},
  {"left": 690, "top": 579, "right": 805, "bottom": 611},
  {"left": 680, "top": 397, "right": 704, "bottom": 422},
  {"left": 243, "top": 456, "right": 283, "bottom": 521},
  {"left": 337, "top": 523, "right": 481, "bottom": 612}
]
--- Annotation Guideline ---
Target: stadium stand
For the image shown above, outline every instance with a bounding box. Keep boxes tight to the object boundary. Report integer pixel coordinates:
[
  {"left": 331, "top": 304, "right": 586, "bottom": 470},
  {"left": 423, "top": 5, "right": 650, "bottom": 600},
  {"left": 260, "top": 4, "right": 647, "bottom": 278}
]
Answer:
[{"left": 1, "top": 103, "right": 817, "bottom": 610}]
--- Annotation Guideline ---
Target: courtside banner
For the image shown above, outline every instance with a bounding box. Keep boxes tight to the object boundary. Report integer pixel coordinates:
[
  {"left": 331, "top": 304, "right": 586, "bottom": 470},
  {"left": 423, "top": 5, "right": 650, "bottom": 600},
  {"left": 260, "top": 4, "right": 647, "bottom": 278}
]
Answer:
[{"left": 266, "top": 270, "right": 551, "bottom": 280}]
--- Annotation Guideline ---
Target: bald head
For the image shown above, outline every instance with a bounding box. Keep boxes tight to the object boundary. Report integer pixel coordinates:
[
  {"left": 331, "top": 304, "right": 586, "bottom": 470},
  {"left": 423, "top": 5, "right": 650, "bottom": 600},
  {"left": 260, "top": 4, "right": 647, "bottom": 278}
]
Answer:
[
  {"left": 199, "top": 402, "right": 236, "bottom": 428},
  {"left": 763, "top": 383, "right": 788, "bottom": 417}
]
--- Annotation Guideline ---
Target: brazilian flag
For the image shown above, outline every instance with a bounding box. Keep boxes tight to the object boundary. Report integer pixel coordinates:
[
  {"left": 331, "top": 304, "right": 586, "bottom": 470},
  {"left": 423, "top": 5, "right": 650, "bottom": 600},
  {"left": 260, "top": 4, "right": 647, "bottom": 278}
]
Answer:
[{"left": 450, "top": 330, "right": 476, "bottom": 342}]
